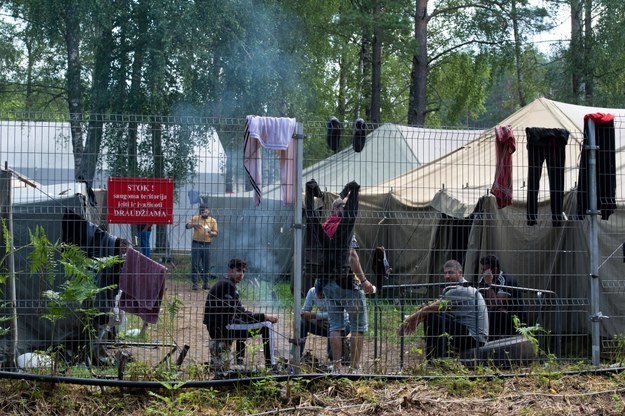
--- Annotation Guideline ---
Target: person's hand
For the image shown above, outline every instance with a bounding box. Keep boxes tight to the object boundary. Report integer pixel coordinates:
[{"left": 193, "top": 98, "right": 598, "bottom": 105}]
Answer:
[
  {"left": 399, "top": 313, "right": 417, "bottom": 335},
  {"left": 361, "top": 279, "right": 375, "bottom": 295},
  {"left": 482, "top": 268, "right": 494, "bottom": 285},
  {"left": 265, "top": 314, "right": 278, "bottom": 324},
  {"left": 321, "top": 319, "right": 328, "bottom": 329}
]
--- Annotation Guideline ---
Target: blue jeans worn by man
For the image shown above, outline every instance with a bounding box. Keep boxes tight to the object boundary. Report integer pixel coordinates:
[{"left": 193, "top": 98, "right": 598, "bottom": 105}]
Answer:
[
  {"left": 139, "top": 230, "right": 151, "bottom": 257},
  {"left": 191, "top": 240, "right": 211, "bottom": 290},
  {"left": 323, "top": 279, "right": 368, "bottom": 370}
]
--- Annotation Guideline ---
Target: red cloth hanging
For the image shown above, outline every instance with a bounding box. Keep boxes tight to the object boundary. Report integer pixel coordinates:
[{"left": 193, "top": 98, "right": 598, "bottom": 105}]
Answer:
[{"left": 490, "top": 125, "right": 517, "bottom": 209}]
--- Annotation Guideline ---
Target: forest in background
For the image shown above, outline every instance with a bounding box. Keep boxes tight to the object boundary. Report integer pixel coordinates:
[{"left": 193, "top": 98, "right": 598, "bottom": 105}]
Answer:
[{"left": 0, "top": 0, "right": 623, "bottom": 184}]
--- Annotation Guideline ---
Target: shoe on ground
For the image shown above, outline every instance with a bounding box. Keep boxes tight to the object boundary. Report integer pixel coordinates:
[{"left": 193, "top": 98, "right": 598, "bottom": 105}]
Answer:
[
  {"left": 208, "top": 362, "right": 226, "bottom": 372},
  {"left": 230, "top": 364, "right": 245, "bottom": 372},
  {"left": 347, "top": 366, "right": 362, "bottom": 374},
  {"left": 329, "top": 365, "right": 341, "bottom": 375},
  {"left": 192, "top": 285, "right": 199, "bottom": 291},
  {"left": 202, "top": 284, "right": 209, "bottom": 290}
]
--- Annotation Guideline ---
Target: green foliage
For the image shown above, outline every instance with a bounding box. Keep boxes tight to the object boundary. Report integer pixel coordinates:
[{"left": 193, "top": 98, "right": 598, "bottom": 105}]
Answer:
[
  {"left": 145, "top": 382, "right": 189, "bottom": 416},
  {"left": 27, "top": 225, "right": 57, "bottom": 288},
  {"left": 166, "top": 294, "right": 184, "bottom": 321},
  {"left": 1, "top": 0, "right": 573, "bottom": 134},
  {"left": 611, "top": 333, "right": 625, "bottom": 364},
  {"left": 41, "top": 248, "right": 123, "bottom": 325},
  {"left": 612, "top": 392, "right": 625, "bottom": 414},
  {"left": 22, "top": 225, "right": 124, "bottom": 368},
  {"left": 588, "top": 0, "right": 625, "bottom": 107},
  {"left": 444, "top": 376, "right": 475, "bottom": 396},
  {"left": 0, "top": 220, "right": 14, "bottom": 336},
  {"left": 513, "top": 315, "right": 546, "bottom": 356}
]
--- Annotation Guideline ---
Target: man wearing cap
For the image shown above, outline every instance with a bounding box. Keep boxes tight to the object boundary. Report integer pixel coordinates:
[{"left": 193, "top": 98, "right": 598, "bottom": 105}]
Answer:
[
  {"left": 478, "top": 255, "right": 524, "bottom": 339},
  {"left": 186, "top": 203, "right": 218, "bottom": 290}
]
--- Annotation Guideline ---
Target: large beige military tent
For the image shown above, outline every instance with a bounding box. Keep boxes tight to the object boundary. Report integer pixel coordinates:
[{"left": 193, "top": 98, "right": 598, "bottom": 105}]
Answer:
[{"left": 356, "top": 97, "right": 625, "bottom": 341}]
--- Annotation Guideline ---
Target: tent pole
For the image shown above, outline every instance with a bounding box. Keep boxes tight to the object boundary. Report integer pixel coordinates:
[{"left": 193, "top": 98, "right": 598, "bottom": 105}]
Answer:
[{"left": 586, "top": 118, "right": 601, "bottom": 366}]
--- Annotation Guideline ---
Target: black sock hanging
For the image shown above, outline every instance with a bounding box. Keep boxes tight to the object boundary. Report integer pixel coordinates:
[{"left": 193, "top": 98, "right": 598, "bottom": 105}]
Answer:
[
  {"left": 353, "top": 118, "right": 367, "bottom": 152},
  {"left": 326, "top": 116, "right": 342, "bottom": 153}
]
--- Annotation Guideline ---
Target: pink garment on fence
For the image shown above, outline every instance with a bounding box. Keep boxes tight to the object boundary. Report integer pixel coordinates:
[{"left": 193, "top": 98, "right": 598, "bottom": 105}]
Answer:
[
  {"left": 243, "top": 115, "right": 298, "bottom": 206},
  {"left": 322, "top": 213, "right": 341, "bottom": 238},
  {"left": 119, "top": 247, "right": 167, "bottom": 324},
  {"left": 490, "top": 125, "right": 517, "bottom": 209}
]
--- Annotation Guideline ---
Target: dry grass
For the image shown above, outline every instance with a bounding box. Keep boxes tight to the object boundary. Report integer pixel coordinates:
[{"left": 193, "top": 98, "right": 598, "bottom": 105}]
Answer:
[{"left": 1, "top": 370, "right": 625, "bottom": 415}]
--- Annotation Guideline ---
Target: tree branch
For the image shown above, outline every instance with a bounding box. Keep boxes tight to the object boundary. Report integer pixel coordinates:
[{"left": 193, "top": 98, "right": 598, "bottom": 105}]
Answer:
[{"left": 428, "top": 39, "right": 501, "bottom": 64}]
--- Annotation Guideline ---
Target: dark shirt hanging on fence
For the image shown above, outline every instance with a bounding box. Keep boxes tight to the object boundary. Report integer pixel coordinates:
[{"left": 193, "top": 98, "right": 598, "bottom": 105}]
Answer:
[{"left": 576, "top": 113, "right": 616, "bottom": 221}]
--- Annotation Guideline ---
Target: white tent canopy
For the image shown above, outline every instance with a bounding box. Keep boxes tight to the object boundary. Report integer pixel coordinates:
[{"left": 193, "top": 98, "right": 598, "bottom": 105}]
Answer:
[{"left": 302, "top": 123, "right": 483, "bottom": 192}]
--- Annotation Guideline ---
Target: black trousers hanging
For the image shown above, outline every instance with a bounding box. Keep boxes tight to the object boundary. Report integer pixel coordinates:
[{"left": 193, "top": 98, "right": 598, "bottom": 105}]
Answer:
[
  {"left": 576, "top": 118, "right": 616, "bottom": 220},
  {"left": 525, "top": 128, "right": 569, "bottom": 227}
]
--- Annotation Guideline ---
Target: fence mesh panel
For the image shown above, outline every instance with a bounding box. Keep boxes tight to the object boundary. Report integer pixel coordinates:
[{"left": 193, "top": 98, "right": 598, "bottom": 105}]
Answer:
[{"left": 0, "top": 112, "right": 623, "bottom": 382}]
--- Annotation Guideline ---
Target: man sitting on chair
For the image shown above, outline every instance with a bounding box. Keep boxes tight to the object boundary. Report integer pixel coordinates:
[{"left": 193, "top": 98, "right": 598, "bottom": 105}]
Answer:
[
  {"left": 203, "top": 258, "right": 278, "bottom": 371},
  {"left": 300, "top": 281, "right": 351, "bottom": 364},
  {"left": 477, "top": 255, "right": 525, "bottom": 340}
]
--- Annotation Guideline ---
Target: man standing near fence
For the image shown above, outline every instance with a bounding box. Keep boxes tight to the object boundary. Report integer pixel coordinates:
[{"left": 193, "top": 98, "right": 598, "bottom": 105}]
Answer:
[
  {"left": 305, "top": 179, "right": 375, "bottom": 373},
  {"left": 186, "top": 203, "right": 218, "bottom": 291}
]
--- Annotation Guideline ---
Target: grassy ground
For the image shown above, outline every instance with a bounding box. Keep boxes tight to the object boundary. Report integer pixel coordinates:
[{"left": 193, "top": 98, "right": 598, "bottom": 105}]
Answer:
[{"left": 2, "top": 368, "right": 625, "bottom": 415}]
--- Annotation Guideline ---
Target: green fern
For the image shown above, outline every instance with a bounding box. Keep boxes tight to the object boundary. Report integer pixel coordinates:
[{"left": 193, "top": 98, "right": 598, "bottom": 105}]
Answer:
[{"left": 513, "top": 315, "right": 546, "bottom": 356}]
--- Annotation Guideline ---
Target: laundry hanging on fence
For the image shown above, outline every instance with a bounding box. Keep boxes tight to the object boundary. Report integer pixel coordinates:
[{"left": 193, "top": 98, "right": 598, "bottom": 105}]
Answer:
[
  {"left": 326, "top": 116, "right": 342, "bottom": 152},
  {"left": 490, "top": 125, "right": 516, "bottom": 209},
  {"left": 576, "top": 113, "right": 616, "bottom": 221},
  {"left": 243, "top": 115, "right": 298, "bottom": 206},
  {"left": 525, "top": 127, "right": 570, "bottom": 227},
  {"left": 119, "top": 247, "right": 167, "bottom": 324}
]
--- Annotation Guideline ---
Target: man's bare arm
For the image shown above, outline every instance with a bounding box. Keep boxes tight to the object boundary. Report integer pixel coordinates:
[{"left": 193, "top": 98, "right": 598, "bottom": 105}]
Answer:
[{"left": 400, "top": 300, "right": 441, "bottom": 335}]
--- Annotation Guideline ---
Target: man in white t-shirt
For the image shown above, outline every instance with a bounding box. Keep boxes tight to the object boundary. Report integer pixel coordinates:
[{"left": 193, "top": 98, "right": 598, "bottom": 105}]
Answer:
[{"left": 300, "top": 283, "right": 350, "bottom": 362}]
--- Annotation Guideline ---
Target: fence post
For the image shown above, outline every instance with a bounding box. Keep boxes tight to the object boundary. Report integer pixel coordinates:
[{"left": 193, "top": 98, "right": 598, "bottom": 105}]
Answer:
[
  {"left": 586, "top": 117, "right": 602, "bottom": 366},
  {"left": 291, "top": 122, "right": 304, "bottom": 373}
]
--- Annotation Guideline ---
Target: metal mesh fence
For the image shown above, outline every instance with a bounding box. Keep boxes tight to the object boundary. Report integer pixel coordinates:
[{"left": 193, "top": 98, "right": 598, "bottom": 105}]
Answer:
[{"left": 0, "top": 110, "right": 623, "bottom": 383}]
